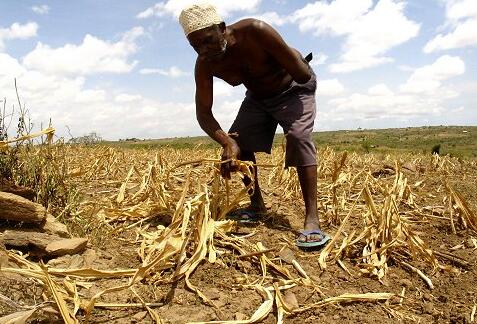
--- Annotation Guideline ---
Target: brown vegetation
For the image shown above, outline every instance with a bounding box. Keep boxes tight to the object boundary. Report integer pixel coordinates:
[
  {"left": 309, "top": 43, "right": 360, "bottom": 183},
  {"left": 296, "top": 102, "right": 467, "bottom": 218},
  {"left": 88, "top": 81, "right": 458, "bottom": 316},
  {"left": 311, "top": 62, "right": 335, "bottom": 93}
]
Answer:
[{"left": 1, "top": 139, "right": 476, "bottom": 323}]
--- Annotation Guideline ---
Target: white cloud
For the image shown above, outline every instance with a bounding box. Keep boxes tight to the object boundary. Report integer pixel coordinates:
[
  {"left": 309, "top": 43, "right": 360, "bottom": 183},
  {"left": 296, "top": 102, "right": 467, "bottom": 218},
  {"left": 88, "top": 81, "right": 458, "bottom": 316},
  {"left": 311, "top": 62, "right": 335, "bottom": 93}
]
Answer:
[
  {"left": 75, "top": 89, "right": 107, "bottom": 104},
  {"left": 316, "top": 79, "right": 344, "bottom": 96},
  {"left": 137, "top": 0, "right": 261, "bottom": 19},
  {"left": 242, "top": 12, "right": 288, "bottom": 26},
  {"left": 0, "top": 53, "right": 26, "bottom": 76},
  {"left": 0, "top": 22, "right": 38, "bottom": 50},
  {"left": 424, "top": 0, "right": 477, "bottom": 52},
  {"left": 137, "top": 3, "right": 166, "bottom": 19},
  {"left": 139, "top": 66, "right": 188, "bottom": 77},
  {"left": 292, "top": 0, "right": 420, "bottom": 73},
  {"left": 292, "top": 0, "right": 372, "bottom": 36},
  {"left": 329, "top": 89, "right": 444, "bottom": 120},
  {"left": 214, "top": 99, "right": 243, "bottom": 127},
  {"left": 397, "top": 64, "right": 414, "bottom": 72},
  {"left": 213, "top": 80, "right": 234, "bottom": 97},
  {"left": 445, "top": 0, "right": 477, "bottom": 21},
  {"left": 31, "top": 5, "right": 50, "bottom": 15},
  {"left": 368, "top": 84, "right": 393, "bottom": 96},
  {"left": 115, "top": 93, "right": 143, "bottom": 103},
  {"left": 0, "top": 35, "right": 218, "bottom": 141},
  {"left": 325, "top": 56, "right": 466, "bottom": 122},
  {"left": 310, "top": 53, "right": 328, "bottom": 67},
  {"left": 0, "top": 50, "right": 205, "bottom": 140},
  {"left": 400, "top": 55, "right": 465, "bottom": 94},
  {"left": 22, "top": 27, "right": 144, "bottom": 76}
]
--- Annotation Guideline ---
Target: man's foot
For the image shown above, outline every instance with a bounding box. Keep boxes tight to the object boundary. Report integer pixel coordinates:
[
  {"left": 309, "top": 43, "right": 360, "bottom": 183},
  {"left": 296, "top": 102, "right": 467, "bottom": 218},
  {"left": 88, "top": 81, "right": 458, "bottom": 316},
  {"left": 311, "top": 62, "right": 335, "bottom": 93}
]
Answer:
[
  {"left": 226, "top": 206, "right": 266, "bottom": 224},
  {"left": 296, "top": 228, "right": 330, "bottom": 249}
]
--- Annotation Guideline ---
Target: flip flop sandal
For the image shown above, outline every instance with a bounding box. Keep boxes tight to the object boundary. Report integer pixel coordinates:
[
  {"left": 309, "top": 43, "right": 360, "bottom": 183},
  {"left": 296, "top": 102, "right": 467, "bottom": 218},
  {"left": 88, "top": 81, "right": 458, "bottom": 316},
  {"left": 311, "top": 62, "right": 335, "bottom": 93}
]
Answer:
[
  {"left": 296, "top": 229, "right": 331, "bottom": 249},
  {"left": 226, "top": 209, "right": 261, "bottom": 224}
]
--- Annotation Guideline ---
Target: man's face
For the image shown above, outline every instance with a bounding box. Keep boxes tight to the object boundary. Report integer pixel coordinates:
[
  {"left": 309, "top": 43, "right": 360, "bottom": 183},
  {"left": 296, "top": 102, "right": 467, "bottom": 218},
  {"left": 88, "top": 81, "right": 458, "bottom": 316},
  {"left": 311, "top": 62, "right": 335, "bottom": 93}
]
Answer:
[{"left": 187, "top": 25, "right": 227, "bottom": 61}]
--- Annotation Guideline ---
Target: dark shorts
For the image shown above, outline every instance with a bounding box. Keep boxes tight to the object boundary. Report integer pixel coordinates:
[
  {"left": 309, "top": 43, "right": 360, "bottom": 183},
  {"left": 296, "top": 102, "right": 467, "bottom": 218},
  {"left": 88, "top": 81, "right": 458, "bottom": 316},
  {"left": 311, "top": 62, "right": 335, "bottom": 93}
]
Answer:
[{"left": 229, "top": 72, "right": 317, "bottom": 167}]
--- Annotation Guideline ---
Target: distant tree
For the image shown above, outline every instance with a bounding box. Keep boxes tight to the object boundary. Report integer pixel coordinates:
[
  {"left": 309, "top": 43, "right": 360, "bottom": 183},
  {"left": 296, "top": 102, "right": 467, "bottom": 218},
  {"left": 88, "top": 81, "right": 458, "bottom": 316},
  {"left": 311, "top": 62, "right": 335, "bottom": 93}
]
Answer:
[
  {"left": 361, "top": 140, "right": 371, "bottom": 153},
  {"left": 431, "top": 144, "right": 441, "bottom": 155},
  {"left": 69, "top": 132, "right": 103, "bottom": 145}
]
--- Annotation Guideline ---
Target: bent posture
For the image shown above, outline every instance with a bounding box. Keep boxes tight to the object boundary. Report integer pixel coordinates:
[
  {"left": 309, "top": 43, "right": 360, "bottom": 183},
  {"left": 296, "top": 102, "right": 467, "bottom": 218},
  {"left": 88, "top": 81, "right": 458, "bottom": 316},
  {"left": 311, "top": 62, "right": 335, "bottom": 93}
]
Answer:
[{"left": 179, "top": 3, "right": 329, "bottom": 248}]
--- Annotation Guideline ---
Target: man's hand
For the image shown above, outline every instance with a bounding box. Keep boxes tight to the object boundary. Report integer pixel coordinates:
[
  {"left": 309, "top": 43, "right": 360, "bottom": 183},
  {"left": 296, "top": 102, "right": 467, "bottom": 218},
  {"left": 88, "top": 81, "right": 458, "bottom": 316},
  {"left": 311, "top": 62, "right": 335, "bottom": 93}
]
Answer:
[{"left": 221, "top": 137, "right": 241, "bottom": 179}]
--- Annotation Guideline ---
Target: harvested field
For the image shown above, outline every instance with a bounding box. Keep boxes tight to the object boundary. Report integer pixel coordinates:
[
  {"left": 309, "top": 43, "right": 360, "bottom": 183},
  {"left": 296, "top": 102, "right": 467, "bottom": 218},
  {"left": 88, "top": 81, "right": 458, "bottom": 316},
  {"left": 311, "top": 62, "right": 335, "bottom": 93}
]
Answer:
[{"left": 1, "top": 142, "right": 477, "bottom": 323}]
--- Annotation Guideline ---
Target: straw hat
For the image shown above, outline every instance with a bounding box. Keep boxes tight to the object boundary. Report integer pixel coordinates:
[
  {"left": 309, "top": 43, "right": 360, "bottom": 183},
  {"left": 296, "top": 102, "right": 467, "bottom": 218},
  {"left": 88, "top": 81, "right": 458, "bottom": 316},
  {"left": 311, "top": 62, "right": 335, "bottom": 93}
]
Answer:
[{"left": 179, "top": 3, "right": 223, "bottom": 36}]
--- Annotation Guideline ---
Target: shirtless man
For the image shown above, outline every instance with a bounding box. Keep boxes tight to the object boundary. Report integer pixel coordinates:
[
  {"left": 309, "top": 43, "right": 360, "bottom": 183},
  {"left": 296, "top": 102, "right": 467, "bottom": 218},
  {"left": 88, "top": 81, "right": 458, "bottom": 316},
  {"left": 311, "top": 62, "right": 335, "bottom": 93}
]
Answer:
[{"left": 179, "top": 3, "right": 330, "bottom": 248}]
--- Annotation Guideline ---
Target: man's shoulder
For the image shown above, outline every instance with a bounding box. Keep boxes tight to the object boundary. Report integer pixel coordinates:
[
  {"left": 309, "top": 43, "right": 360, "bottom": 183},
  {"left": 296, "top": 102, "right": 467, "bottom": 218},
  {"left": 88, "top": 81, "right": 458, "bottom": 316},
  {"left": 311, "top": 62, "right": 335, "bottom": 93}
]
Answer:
[{"left": 229, "top": 18, "right": 267, "bottom": 33}]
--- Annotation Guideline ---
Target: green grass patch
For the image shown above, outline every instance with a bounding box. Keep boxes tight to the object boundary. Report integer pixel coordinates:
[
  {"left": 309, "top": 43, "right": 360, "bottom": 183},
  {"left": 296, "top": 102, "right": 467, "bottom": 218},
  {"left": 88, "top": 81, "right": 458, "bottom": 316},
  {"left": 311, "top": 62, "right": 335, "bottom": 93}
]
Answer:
[{"left": 104, "top": 126, "right": 477, "bottom": 158}]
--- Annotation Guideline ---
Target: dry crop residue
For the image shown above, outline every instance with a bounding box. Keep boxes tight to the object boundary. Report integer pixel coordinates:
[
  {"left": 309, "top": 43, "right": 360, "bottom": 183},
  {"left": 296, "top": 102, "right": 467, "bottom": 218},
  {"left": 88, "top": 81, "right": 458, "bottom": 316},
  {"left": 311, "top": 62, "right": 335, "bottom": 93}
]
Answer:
[{"left": 1, "top": 145, "right": 476, "bottom": 323}]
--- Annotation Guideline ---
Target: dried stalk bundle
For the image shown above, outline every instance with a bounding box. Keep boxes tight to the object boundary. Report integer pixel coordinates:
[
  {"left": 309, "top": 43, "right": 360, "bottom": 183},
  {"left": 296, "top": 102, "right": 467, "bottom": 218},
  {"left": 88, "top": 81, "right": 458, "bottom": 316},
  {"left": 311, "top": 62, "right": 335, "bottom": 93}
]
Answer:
[
  {"left": 0, "top": 127, "right": 55, "bottom": 151},
  {"left": 319, "top": 162, "right": 441, "bottom": 285},
  {"left": 446, "top": 182, "right": 477, "bottom": 232}
]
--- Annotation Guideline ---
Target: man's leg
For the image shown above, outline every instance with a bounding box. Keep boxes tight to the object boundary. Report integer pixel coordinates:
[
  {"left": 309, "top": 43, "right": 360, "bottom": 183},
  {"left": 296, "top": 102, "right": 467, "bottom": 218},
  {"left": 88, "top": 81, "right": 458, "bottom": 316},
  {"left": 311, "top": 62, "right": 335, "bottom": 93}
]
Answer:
[
  {"left": 297, "top": 165, "right": 319, "bottom": 229},
  {"left": 240, "top": 150, "right": 266, "bottom": 213},
  {"left": 297, "top": 165, "right": 326, "bottom": 243}
]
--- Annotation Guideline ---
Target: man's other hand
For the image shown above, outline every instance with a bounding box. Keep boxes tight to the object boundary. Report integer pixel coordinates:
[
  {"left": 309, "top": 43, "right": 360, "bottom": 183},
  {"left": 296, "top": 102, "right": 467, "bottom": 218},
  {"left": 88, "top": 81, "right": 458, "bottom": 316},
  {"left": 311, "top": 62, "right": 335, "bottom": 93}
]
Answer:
[{"left": 221, "top": 138, "right": 241, "bottom": 179}]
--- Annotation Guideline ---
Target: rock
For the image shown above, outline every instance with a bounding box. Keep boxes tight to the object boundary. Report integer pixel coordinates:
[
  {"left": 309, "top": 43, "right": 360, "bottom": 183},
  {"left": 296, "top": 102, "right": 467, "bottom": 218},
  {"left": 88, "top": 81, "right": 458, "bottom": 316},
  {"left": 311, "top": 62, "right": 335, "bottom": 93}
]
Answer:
[
  {"left": 283, "top": 291, "right": 299, "bottom": 310},
  {"left": 422, "top": 302, "right": 434, "bottom": 314},
  {"left": 0, "top": 230, "right": 88, "bottom": 256},
  {"left": 46, "top": 238, "right": 88, "bottom": 256},
  {"left": 215, "top": 297, "right": 228, "bottom": 308},
  {"left": 47, "top": 256, "right": 89, "bottom": 273},
  {"left": 464, "top": 238, "right": 475, "bottom": 249},
  {"left": 399, "top": 279, "right": 412, "bottom": 288},
  {"left": 1, "top": 229, "right": 61, "bottom": 251},
  {"left": 239, "top": 260, "right": 253, "bottom": 271},
  {"left": 207, "top": 288, "right": 221, "bottom": 300},
  {"left": 47, "top": 254, "right": 82, "bottom": 268},
  {"left": 40, "top": 214, "right": 70, "bottom": 238},
  {"left": 132, "top": 311, "right": 148, "bottom": 321},
  {"left": 0, "top": 181, "right": 36, "bottom": 201},
  {"left": 0, "top": 192, "right": 47, "bottom": 223},
  {"left": 207, "top": 312, "right": 218, "bottom": 321},
  {"left": 97, "top": 250, "right": 113, "bottom": 260},
  {"left": 422, "top": 292, "right": 432, "bottom": 301},
  {"left": 438, "top": 295, "right": 448, "bottom": 303},
  {"left": 234, "top": 312, "right": 247, "bottom": 321},
  {"left": 278, "top": 247, "right": 295, "bottom": 265},
  {"left": 0, "top": 243, "right": 8, "bottom": 267},
  {"left": 82, "top": 249, "right": 97, "bottom": 267}
]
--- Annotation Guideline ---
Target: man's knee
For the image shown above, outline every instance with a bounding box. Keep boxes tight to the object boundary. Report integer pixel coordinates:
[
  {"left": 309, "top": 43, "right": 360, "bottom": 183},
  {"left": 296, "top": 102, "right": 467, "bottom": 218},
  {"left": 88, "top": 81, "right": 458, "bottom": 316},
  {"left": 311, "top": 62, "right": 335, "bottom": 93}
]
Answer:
[
  {"left": 285, "top": 131, "right": 316, "bottom": 167},
  {"left": 286, "top": 128, "right": 309, "bottom": 146}
]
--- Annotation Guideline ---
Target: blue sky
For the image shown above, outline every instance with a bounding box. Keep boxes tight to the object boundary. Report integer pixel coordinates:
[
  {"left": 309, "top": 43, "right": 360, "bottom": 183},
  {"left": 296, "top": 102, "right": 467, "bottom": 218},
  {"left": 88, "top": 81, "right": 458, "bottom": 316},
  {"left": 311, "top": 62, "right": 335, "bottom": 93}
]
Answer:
[{"left": 0, "top": 0, "right": 476, "bottom": 140}]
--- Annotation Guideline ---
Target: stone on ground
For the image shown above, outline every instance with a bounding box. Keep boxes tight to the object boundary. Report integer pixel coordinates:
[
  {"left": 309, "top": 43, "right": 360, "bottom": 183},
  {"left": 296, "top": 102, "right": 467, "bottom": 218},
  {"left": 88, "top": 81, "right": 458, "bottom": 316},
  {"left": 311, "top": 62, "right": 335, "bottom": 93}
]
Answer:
[
  {"left": 0, "top": 192, "right": 47, "bottom": 223},
  {"left": 40, "top": 214, "right": 70, "bottom": 238},
  {"left": 1, "top": 230, "right": 87, "bottom": 257},
  {"left": 0, "top": 230, "right": 61, "bottom": 251},
  {"left": 45, "top": 238, "right": 88, "bottom": 256},
  {"left": 0, "top": 181, "right": 36, "bottom": 201}
]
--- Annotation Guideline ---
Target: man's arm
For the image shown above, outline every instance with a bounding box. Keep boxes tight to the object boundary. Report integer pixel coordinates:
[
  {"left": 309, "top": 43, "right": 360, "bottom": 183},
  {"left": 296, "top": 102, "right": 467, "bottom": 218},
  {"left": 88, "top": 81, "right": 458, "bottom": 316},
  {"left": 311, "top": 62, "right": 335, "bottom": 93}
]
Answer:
[
  {"left": 194, "top": 60, "right": 240, "bottom": 178},
  {"left": 195, "top": 60, "right": 229, "bottom": 145},
  {"left": 249, "top": 19, "right": 312, "bottom": 84}
]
